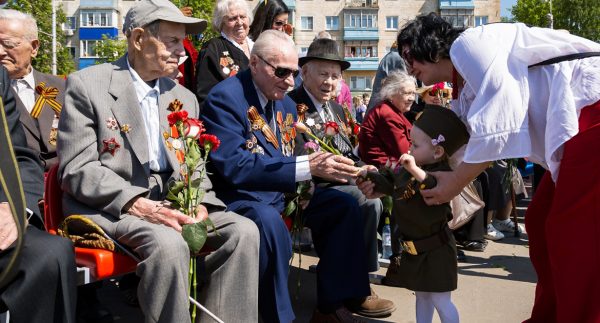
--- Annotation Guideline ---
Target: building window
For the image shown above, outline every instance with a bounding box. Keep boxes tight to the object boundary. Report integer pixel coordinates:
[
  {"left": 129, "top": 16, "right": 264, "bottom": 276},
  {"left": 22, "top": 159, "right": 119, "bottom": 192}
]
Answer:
[
  {"left": 81, "top": 40, "right": 99, "bottom": 57},
  {"left": 344, "top": 12, "right": 377, "bottom": 28},
  {"left": 345, "top": 41, "right": 377, "bottom": 58},
  {"left": 474, "top": 16, "right": 488, "bottom": 26},
  {"left": 385, "top": 16, "right": 398, "bottom": 30},
  {"left": 440, "top": 9, "right": 474, "bottom": 28},
  {"left": 326, "top": 16, "right": 339, "bottom": 30},
  {"left": 80, "top": 10, "right": 113, "bottom": 27},
  {"left": 64, "top": 16, "right": 76, "bottom": 30},
  {"left": 350, "top": 76, "right": 373, "bottom": 90},
  {"left": 300, "top": 16, "right": 313, "bottom": 30},
  {"left": 67, "top": 46, "right": 76, "bottom": 58}
]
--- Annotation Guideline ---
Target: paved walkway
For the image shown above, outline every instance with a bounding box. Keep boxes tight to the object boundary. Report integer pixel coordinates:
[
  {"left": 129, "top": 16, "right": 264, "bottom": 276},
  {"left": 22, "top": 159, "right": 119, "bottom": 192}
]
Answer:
[{"left": 99, "top": 201, "right": 536, "bottom": 323}]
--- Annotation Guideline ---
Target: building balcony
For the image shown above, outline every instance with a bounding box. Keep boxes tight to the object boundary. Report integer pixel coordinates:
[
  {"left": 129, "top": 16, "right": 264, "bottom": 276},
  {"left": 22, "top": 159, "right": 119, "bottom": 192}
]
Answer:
[
  {"left": 345, "top": 57, "right": 379, "bottom": 71},
  {"left": 79, "top": 27, "right": 118, "bottom": 40},
  {"left": 343, "top": 28, "right": 378, "bottom": 41},
  {"left": 80, "top": 0, "right": 118, "bottom": 9},
  {"left": 283, "top": 0, "right": 295, "bottom": 10},
  {"left": 344, "top": 0, "right": 378, "bottom": 9},
  {"left": 439, "top": 0, "right": 474, "bottom": 9}
]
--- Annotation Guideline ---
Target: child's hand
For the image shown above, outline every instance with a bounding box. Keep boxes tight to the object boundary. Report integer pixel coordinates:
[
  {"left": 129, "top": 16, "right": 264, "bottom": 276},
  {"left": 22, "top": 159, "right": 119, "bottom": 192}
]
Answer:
[{"left": 399, "top": 154, "right": 416, "bottom": 171}]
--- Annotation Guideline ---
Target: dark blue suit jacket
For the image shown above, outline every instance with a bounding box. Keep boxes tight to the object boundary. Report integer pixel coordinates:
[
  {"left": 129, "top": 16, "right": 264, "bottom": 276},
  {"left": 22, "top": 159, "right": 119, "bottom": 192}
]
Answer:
[{"left": 202, "top": 69, "right": 298, "bottom": 211}]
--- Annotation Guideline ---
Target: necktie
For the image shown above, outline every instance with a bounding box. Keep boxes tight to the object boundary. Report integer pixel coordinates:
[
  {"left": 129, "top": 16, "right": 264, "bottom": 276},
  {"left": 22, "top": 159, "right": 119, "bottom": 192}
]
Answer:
[
  {"left": 265, "top": 100, "right": 276, "bottom": 131},
  {"left": 322, "top": 102, "right": 352, "bottom": 154}
]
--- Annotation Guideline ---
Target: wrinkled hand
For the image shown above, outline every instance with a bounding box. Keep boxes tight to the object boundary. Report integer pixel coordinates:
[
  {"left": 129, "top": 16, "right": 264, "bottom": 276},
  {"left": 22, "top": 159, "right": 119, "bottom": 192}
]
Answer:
[
  {"left": 193, "top": 204, "right": 209, "bottom": 222},
  {"left": 126, "top": 197, "right": 196, "bottom": 232},
  {"left": 309, "top": 152, "right": 361, "bottom": 183},
  {"left": 420, "top": 171, "right": 463, "bottom": 205},
  {"left": 356, "top": 165, "right": 385, "bottom": 199},
  {"left": 0, "top": 202, "right": 18, "bottom": 250}
]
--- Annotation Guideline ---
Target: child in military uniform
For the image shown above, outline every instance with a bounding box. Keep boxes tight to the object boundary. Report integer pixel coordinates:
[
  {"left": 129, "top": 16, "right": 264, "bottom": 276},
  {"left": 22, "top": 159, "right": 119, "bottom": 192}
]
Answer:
[{"left": 365, "top": 106, "right": 469, "bottom": 323}]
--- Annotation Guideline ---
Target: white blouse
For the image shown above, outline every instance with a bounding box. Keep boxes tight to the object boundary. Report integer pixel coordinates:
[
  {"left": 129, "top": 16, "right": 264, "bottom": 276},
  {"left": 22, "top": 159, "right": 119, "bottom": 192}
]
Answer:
[{"left": 450, "top": 23, "right": 600, "bottom": 181}]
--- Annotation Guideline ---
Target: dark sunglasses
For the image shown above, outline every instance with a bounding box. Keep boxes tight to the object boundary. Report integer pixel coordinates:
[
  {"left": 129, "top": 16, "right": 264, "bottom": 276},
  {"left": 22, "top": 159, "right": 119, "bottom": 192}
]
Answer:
[
  {"left": 273, "top": 20, "right": 287, "bottom": 27},
  {"left": 401, "top": 48, "right": 414, "bottom": 67},
  {"left": 427, "top": 90, "right": 450, "bottom": 98},
  {"left": 257, "top": 55, "right": 299, "bottom": 79}
]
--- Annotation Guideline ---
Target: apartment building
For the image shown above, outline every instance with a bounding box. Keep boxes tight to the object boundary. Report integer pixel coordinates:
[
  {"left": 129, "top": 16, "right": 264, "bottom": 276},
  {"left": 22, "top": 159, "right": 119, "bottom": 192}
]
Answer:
[{"left": 58, "top": 0, "right": 499, "bottom": 92}]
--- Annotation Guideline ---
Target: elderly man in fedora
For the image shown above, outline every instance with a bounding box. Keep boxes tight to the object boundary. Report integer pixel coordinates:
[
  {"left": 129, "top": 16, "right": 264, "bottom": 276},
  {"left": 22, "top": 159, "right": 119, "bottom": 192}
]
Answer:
[
  {"left": 57, "top": 1, "right": 260, "bottom": 322},
  {"left": 288, "top": 38, "right": 395, "bottom": 319}
]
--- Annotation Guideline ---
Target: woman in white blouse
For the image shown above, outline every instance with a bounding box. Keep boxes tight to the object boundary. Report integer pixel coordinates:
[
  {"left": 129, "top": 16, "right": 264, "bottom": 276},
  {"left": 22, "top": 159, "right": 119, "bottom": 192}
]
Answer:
[{"left": 361, "top": 13, "right": 600, "bottom": 323}]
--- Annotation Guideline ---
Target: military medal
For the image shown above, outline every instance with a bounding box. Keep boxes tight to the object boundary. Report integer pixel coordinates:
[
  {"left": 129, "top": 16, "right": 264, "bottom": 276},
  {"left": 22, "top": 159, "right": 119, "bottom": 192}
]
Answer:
[
  {"left": 276, "top": 111, "right": 296, "bottom": 157},
  {"left": 48, "top": 115, "right": 59, "bottom": 146},
  {"left": 101, "top": 138, "right": 120, "bottom": 156},
  {"left": 247, "top": 106, "right": 279, "bottom": 150}
]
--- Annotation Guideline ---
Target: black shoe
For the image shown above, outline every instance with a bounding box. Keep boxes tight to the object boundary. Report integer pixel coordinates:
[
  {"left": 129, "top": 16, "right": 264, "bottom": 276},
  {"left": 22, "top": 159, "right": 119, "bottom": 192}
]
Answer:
[
  {"left": 118, "top": 274, "right": 140, "bottom": 307},
  {"left": 461, "top": 240, "right": 487, "bottom": 252},
  {"left": 77, "top": 285, "right": 113, "bottom": 323},
  {"left": 457, "top": 250, "right": 467, "bottom": 262}
]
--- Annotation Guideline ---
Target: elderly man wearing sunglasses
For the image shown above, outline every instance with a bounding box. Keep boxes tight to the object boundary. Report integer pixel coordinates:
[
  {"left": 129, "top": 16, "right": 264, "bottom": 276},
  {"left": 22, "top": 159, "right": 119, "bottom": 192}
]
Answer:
[{"left": 203, "top": 30, "right": 376, "bottom": 323}]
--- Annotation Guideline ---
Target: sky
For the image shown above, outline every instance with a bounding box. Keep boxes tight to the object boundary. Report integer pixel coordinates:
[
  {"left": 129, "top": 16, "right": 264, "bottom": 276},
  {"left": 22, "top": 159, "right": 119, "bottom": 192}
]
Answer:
[{"left": 501, "top": 0, "right": 518, "bottom": 18}]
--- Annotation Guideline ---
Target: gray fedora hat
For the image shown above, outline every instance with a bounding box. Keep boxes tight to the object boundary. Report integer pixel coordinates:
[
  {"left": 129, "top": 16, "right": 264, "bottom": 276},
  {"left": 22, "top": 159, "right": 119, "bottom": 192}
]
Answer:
[
  {"left": 123, "top": 0, "right": 207, "bottom": 35},
  {"left": 298, "top": 38, "right": 351, "bottom": 70}
]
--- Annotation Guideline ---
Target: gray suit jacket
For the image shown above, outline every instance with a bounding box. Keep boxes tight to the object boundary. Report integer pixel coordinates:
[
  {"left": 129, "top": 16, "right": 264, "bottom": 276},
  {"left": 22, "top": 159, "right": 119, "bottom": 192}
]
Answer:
[
  {"left": 14, "top": 69, "right": 65, "bottom": 170},
  {"left": 57, "top": 56, "right": 225, "bottom": 220}
]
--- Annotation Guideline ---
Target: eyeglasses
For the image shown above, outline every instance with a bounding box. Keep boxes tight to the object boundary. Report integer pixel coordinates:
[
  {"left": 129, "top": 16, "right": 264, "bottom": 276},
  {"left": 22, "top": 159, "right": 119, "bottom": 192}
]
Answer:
[
  {"left": 257, "top": 55, "right": 299, "bottom": 79},
  {"left": 273, "top": 20, "right": 287, "bottom": 27},
  {"left": 401, "top": 48, "right": 414, "bottom": 67},
  {"left": 427, "top": 90, "right": 450, "bottom": 98}
]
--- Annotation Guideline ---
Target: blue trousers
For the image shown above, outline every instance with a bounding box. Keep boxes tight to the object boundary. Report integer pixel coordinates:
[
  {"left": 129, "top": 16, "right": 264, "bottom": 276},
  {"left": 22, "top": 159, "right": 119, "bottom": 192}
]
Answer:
[{"left": 230, "top": 187, "right": 370, "bottom": 322}]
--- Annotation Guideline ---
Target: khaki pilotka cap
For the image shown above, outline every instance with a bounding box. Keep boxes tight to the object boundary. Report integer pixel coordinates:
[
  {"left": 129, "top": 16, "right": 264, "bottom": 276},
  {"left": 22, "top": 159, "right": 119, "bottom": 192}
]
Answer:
[
  {"left": 122, "top": 0, "right": 208, "bottom": 35},
  {"left": 413, "top": 105, "right": 470, "bottom": 156}
]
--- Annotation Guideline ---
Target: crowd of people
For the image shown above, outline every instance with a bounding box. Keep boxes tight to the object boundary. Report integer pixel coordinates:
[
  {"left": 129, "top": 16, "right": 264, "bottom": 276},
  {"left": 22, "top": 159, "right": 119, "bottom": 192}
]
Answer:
[{"left": 1, "top": 0, "right": 599, "bottom": 323}]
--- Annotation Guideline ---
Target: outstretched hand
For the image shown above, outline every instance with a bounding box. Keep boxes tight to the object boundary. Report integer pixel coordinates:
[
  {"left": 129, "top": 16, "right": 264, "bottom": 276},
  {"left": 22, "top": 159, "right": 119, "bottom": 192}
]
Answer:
[{"left": 309, "top": 152, "right": 361, "bottom": 183}]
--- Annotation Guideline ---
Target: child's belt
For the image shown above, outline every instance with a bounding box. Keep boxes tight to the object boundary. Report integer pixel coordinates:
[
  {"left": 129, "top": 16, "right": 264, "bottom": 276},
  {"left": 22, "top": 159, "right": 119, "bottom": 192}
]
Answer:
[{"left": 401, "top": 225, "right": 452, "bottom": 256}]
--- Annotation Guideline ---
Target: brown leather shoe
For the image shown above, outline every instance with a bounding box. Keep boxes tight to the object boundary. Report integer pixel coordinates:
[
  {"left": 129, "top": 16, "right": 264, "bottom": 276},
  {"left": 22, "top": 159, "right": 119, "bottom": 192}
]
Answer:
[
  {"left": 310, "top": 306, "right": 368, "bottom": 323},
  {"left": 382, "top": 255, "right": 403, "bottom": 287},
  {"left": 345, "top": 288, "right": 396, "bottom": 318}
]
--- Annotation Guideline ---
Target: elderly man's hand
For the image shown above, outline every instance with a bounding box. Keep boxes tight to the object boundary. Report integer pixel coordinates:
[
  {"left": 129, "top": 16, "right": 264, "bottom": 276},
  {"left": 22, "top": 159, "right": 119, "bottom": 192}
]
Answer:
[
  {"left": 126, "top": 197, "right": 196, "bottom": 232},
  {"left": 308, "top": 152, "right": 361, "bottom": 183},
  {"left": 0, "top": 202, "right": 18, "bottom": 250},
  {"left": 356, "top": 165, "right": 386, "bottom": 199}
]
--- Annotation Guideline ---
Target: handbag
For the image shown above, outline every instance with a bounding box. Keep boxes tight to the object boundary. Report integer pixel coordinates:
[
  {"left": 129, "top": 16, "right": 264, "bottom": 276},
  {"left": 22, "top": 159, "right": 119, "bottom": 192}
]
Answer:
[{"left": 448, "top": 181, "right": 485, "bottom": 230}]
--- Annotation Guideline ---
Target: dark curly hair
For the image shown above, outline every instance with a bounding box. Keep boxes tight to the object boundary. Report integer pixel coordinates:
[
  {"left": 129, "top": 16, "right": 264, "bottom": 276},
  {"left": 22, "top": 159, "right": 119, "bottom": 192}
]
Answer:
[
  {"left": 248, "top": 0, "right": 290, "bottom": 41},
  {"left": 397, "top": 13, "right": 464, "bottom": 64}
]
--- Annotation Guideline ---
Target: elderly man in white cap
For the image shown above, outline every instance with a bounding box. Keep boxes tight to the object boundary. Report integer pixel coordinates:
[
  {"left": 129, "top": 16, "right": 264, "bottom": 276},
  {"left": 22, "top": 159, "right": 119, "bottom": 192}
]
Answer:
[{"left": 57, "top": 1, "right": 260, "bottom": 322}]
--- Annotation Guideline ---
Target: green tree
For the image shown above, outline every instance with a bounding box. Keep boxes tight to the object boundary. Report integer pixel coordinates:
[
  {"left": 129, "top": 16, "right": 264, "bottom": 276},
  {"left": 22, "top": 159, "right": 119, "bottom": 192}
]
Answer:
[
  {"left": 171, "top": 0, "right": 218, "bottom": 47},
  {"left": 511, "top": 0, "right": 600, "bottom": 41},
  {"left": 95, "top": 34, "right": 127, "bottom": 64},
  {"left": 6, "top": 0, "right": 75, "bottom": 75}
]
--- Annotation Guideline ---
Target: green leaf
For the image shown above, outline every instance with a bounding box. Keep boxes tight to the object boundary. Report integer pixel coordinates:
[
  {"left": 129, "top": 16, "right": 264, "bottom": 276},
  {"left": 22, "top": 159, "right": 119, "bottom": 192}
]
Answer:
[
  {"left": 284, "top": 200, "right": 297, "bottom": 217},
  {"left": 182, "top": 222, "right": 208, "bottom": 255}
]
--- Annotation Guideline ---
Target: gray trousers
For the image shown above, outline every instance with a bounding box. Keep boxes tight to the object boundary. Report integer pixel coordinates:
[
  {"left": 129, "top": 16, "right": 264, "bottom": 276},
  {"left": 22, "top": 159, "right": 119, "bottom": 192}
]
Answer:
[
  {"left": 330, "top": 184, "right": 382, "bottom": 272},
  {"left": 87, "top": 210, "right": 259, "bottom": 323}
]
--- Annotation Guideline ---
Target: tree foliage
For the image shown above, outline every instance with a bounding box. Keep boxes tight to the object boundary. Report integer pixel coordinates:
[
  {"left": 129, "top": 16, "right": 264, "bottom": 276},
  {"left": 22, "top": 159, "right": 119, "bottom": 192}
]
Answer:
[
  {"left": 95, "top": 34, "right": 127, "bottom": 65},
  {"left": 511, "top": 0, "right": 600, "bottom": 41},
  {"left": 6, "top": 0, "right": 75, "bottom": 75},
  {"left": 171, "top": 0, "right": 219, "bottom": 47}
]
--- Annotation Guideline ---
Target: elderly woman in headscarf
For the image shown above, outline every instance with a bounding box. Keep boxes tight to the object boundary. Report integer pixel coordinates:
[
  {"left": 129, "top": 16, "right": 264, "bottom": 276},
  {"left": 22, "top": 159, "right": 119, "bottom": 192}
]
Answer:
[
  {"left": 195, "top": 0, "right": 253, "bottom": 107},
  {"left": 358, "top": 70, "right": 416, "bottom": 167}
]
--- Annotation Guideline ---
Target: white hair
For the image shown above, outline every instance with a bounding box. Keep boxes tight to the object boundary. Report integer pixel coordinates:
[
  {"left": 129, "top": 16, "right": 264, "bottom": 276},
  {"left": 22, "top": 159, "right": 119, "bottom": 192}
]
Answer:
[
  {"left": 378, "top": 70, "right": 416, "bottom": 102},
  {"left": 251, "top": 29, "right": 294, "bottom": 60},
  {"left": 0, "top": 9, "right": 38, "bottom": 41},
  {"left": 212, "top": 0, "right": 253, "bottom": 33}
]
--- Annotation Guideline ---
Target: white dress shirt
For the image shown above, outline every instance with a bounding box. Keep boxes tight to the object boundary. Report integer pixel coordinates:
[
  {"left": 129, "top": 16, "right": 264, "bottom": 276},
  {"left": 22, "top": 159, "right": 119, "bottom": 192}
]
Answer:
[
  {"left": 303, "top": 86, "right": 333, "bottom": 121},
  {"left": 253, "top": 81, "right": 311, "bottom": 182},
  {"left": 11, "top": 70, "right": 36, "bottom": 113},
  {"left": 450, "top": 23, "right": 600, "bottom": 181},
  {"left": 127, "top": 58, "right": 169, "bottom": 172}
]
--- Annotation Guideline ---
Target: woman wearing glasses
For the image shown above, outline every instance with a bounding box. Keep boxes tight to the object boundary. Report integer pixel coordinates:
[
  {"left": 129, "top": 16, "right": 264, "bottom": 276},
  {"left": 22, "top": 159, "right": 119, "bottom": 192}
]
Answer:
[
  {"left": 389, "top": 13, "right": 600, "bottom": 323},
  {"left": 248, "top": 0, "right": 292, "bottom": 41},
  {"left": 195, "top": 0, "right": 254, "bottom": 107}
]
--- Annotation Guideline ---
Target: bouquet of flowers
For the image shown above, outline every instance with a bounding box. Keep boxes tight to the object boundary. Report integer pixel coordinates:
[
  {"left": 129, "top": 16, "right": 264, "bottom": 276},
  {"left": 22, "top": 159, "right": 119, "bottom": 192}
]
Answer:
[{"left": 163, "top": 101, "right": 221, "bottom": 320}]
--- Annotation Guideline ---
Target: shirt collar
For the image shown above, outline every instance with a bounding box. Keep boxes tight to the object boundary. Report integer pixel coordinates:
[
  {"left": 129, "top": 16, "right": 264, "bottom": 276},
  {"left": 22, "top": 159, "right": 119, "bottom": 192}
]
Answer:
[
  {"left": 252, "top": 79, "right": 269, "bottom": 110},
  {"left": 303, "top": 85, "right": 327, "bottom": 111},
  {"left": 126, "top": 55, "right": 160, "bottom": 102},
  {"left": 14, "top": 70, "right": 35, "bottom": 90},
  {"left": 221, "top": 32, "right": 254, "bottom": 54}
]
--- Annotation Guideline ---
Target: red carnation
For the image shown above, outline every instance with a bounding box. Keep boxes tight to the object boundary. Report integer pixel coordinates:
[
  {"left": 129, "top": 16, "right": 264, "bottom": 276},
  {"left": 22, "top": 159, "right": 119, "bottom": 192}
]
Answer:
[
  {"left": 199, "top": 134, "right": 220, "bottom": 152},
  {"left": 167, "top": 110, "right": 189, "bottom": 126}
]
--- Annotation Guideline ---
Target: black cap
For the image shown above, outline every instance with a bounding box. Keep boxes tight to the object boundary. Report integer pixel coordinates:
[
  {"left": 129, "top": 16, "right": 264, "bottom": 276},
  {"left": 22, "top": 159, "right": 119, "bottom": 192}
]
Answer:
[
  {"left": 413, "top": 105, "right": 470, "bottom": 156},
  {"left": 298, "top": 38, "right": 351, "bottom": 70}
]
